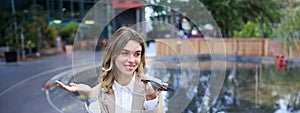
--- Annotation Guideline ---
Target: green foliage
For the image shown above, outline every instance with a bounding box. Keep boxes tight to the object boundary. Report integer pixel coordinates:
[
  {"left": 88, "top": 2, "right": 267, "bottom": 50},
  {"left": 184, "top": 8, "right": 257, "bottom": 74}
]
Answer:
[
  {"left": 152, "top": 22, "right": 172, "bottom": 31},
  {"left": 271, "top": 1, "right": 300, "bottom": 44},
  {"left": 44, "top": 26, "right": 58, "bottom": 47},
  {"left": 146, "top": 0, "right": 211, "bottom": 29},
  {"left": 60, "top": 22, "right": 78, "bottom": 35},
  {"left": 60, "top": 22, "right": 78, "bottom": 45},
  {"left": 234, "top": 21, "right": 261, "bottom": 38},
  {"left": 200, "top": 0, "right": 282, "bottom": 37},
  {"left": 145, "top": 0, "right": 283, "bottom": 38},
  {"left": 0, "top": 4, "right": 58, "bottom": 54},
  {"left": 268, "top": 1, "right": 300, "bottom": 57},
  {"left": 0, "top": 13, "right": 12, "bottom": 47},
  {"left": 0, "top": 12, "right": 25, "bottom": 51},
  {"left": 30, "top": 5, "right": 58, "bottom": 49},
  {"left": 262, "top": 66, "right": 300, "bottom": 88}
]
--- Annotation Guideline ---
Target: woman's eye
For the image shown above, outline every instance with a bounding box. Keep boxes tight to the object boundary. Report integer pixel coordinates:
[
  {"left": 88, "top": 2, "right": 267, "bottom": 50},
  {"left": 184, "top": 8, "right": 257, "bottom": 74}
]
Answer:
[
  {"left": 134, "top": 52, "right": 141, "bottom": 57},
  {"left": 121, "top": 52, "right": 129, "bottom": 56}
]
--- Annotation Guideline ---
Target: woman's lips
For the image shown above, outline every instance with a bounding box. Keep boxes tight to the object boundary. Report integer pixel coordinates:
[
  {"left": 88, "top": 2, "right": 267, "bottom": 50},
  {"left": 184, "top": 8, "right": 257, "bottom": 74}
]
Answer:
[{"left": 125, "top": 65, "right": 135, "bottom": 71}]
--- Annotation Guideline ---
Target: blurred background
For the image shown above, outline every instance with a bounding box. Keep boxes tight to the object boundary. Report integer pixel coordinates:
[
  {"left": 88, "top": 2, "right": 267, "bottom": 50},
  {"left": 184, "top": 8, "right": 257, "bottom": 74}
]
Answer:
[{"left": 1, "top": 0, "right": 300, "bottom": 113}]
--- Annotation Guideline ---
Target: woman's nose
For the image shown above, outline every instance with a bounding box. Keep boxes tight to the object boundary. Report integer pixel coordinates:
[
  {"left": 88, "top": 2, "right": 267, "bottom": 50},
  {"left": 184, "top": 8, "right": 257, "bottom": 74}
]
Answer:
[{"left": 128, "top": 54, "right": 134, "bottom": 62}]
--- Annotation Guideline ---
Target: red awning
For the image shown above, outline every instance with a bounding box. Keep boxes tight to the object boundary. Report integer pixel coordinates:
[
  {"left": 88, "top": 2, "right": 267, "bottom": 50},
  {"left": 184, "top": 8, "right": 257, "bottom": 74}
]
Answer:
[{"left": 111, "top": 0, "right": 143, "bottom": 9}]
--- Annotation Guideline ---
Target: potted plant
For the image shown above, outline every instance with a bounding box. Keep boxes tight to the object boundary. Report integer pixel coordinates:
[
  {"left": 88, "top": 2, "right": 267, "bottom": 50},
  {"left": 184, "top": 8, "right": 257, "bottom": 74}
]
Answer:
[
  {"left": 0, "top": 12, "right": 28, "bottom": 63},
  {"left": 60, "top": 22, "right": 78, "bottom": 54},
  {"left": 2, "top": 36, "right": 20, "bottom": 63},
  {"left": 4, "top": 50, "right": 18, "bottom": 63},
  {"left": 64, "top": 35, "right": 74, "bottom": 55}
]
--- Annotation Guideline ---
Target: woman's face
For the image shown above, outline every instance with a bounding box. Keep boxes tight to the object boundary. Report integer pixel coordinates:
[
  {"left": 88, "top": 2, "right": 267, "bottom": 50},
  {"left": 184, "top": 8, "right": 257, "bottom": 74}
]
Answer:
[{"left": 115, "top": 40, "right": 142, "bottom": 76}]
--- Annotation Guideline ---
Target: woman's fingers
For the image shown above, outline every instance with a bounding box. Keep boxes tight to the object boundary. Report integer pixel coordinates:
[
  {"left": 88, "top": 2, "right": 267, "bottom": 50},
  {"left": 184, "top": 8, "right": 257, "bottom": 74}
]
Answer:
[
  {"left": 69, "top": 83, "right": 77, "bottom": 87},
  {"left": 144, "top": 82, "right": 156, "bottom": 94},
  {"left": 55, "top": 80, "right": 94, "bottom": 98},
  {"left": 156, "top": 83, "right": 169, "bottom": 92},
  {"left": 55, "top": 80, "right": 78, "bottom": 92},
  {"left": 144, "top": 82, "right": 157, "bottom": 100},
  {"left": 161, "top": 83, "right": 168, "bottom": 89},
  {"left": 55, "top": 80, "right": 65, "bottom": 87}
]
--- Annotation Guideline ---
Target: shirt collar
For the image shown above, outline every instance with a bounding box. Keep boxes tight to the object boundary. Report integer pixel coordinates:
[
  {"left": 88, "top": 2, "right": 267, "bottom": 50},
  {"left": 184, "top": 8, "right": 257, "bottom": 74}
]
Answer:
[{"left": 113, "top": 73, "right": 136, "bottom": 93}]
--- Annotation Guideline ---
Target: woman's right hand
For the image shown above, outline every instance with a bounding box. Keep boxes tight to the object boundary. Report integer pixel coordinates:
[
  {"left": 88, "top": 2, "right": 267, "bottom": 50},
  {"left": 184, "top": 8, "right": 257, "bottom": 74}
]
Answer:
[{"left": 55, "top": 80, "right": 94, "bottom": 98}]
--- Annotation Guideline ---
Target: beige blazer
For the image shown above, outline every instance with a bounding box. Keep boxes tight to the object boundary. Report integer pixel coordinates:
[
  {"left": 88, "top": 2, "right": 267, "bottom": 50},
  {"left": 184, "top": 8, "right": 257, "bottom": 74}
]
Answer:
[{"left": 90, "top": 76, "right": 165, "bottom": 113}]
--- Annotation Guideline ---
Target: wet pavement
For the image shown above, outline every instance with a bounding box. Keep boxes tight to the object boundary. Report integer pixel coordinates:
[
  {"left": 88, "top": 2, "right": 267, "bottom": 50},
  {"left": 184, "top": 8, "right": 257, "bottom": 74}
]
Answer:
[{"left": 0, "top": 54, "right": 72, "bottom": 113}]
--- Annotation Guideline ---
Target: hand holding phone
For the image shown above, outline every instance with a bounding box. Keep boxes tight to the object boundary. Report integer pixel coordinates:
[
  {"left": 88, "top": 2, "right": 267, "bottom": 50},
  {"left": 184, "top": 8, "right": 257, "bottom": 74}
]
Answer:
[{"left": 141, "top": 79, "right": 174, "bottom": 92}]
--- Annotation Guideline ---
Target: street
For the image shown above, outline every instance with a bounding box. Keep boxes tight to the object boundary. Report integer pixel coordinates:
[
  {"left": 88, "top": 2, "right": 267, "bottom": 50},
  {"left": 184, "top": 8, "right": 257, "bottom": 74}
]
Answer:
[{"left": 0, "top": 54, "right": 72, "bottom": 113}]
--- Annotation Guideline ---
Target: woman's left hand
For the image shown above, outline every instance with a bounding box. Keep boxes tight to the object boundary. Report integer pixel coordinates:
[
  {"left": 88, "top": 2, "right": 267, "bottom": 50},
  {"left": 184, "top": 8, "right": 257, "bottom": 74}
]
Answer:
[{"left": 143, "top": 82, "right": 168, "bottom": 100}]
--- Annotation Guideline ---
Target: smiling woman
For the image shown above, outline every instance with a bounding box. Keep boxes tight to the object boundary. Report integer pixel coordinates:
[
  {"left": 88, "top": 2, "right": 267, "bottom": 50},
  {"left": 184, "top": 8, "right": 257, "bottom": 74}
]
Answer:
[{"left": 56, "top": 27, "right": 168, "bottom": 113}]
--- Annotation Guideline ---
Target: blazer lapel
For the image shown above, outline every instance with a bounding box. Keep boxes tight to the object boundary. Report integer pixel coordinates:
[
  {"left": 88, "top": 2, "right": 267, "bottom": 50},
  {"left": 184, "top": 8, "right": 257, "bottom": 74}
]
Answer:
[
  {"left": 131, "top": 76, "right": 145, "bottom": 113},
  {"left": 101, "top": 91, "right": 115, "bottom": 113}
]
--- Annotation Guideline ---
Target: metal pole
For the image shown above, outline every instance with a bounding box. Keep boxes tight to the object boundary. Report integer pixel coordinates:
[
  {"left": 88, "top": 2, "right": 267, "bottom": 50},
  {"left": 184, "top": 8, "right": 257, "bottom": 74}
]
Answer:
[
  {"left": 70, "top": 0, "right": 74, "bottom": 20},
  {"left": 60, "top": 0, "right": 63, "bottom": 20},
  {"left": 107, "top": 0, "right": 112, "bottom": 38},
  {"left": 136, "top": 8, "right": 140, "bottom": 32},
  {"left": 21, "top": 30, "right": 25, "bottom": 59},
  {"left": 80, "top": 0, "right": 84, "bottom": 20},
  {"left": 11, "top": 0, "right": 22, "bottom": 59},
  {"left": 46, "top": 0, "right": 50, "bottom": 21},
  {"left": 33, "top": 0, "right": 37, "bottom": 20}
]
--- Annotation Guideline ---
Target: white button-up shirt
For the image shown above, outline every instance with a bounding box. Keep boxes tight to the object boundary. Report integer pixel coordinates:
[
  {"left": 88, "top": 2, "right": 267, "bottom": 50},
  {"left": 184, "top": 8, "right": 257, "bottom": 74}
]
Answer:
[
  {"left": 112, "top": 74, "right": 158, "bottom": 113},
  {"left": 88, "top": 74, "right": 158, "bottom": 113}
]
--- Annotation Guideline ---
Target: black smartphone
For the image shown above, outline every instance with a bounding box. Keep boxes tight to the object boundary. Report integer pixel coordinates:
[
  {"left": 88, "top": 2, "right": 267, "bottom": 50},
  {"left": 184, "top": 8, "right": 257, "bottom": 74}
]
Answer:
[{"left": 141, "top": 79, "right": 174, "bottom": 92}]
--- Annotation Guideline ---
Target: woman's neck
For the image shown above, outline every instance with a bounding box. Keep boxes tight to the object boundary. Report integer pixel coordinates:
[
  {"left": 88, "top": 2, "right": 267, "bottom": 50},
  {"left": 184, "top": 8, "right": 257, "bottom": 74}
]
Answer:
[{"left": 116, "top": 73, "right": 133, "bottom": 86}]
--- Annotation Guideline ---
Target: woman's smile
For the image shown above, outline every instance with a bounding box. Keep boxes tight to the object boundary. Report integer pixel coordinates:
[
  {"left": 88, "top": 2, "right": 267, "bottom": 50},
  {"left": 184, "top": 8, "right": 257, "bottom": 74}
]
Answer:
[
  {"left": 115, "top": 40, "right": 142, "bottom": 76},
  {"left": 125, "top": 64, "right": 136, "bottom": 71}
]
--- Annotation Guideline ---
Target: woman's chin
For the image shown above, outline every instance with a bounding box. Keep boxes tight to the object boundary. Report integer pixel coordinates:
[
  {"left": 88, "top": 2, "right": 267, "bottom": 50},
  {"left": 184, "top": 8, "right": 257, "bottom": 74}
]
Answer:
[{"left": 123, "top": 71, "right": 134, "bottom": 76}]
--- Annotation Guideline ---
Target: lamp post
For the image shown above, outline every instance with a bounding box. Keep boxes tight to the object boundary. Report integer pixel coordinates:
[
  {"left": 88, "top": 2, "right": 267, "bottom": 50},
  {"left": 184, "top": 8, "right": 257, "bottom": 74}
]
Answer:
[
  {"left": 11, "top": 0, "right": 26, "bottom": 59},
  {"left": 106, "top": 0, "right": 112, "bottom": 38},
  {"left": 21, "top": 29, "right": 25, "bottom": 59},
  {"left": 11, "top": 0, "right": 25, "bottom": 59}
]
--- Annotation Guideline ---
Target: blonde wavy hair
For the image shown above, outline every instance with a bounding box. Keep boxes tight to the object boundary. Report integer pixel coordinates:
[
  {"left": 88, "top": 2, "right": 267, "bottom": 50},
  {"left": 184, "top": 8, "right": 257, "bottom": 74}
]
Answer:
[{"left": 99, "top": 27, "right": 146, "bottom": 94}]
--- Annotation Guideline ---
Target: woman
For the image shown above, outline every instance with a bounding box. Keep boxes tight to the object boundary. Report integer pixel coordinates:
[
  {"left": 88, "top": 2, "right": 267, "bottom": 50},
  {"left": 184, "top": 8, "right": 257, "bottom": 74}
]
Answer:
[
  {"left": 56, "top": 27, "right": 167, "bottom": 113},
  {"left": 180, "top": 17, "right": 191, "bottom": 39}
]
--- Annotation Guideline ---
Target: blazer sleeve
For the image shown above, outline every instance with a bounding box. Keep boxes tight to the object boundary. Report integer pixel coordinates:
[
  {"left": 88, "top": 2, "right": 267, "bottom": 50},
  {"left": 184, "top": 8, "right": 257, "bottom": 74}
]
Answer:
[
  {"left": 142, "top": 76, "right": 165, "bottom": 113},
  {"left": 142, "top": 92, "right": 165, "bottom": 113},
  {"left": 89, "top": 84, "right": 100, "bottom": 99}
]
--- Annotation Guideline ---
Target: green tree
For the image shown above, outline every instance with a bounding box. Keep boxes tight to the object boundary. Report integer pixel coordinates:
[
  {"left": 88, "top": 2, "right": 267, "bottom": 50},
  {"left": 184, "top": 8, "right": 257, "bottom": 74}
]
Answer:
[
  {"left": 0, "top": 12, "right": 15, "bottom": 47},
  {"left": 200, "top": 0, "right": 283, "bottom": 38},
  {"left": 0, "top": 4, "right": 58, "bottom": 57},
  {"left": 26, "top": 4, "right": 58, "bottom": 50},
  {"left": 270, "top": 0, "right": 300, "bottom": 57},
  {"left": 144, "top": 0, "right": 283, "bottom": 38},
  {"left": 60, "top": 22, "right": 78, "bottom": 45},
  {"left": 272, "top": 1, "right": 300, "bottom": 42},
  {"left": 234, "top": 21, "right": 261, "bottom": 38},
  {"left": 0, "top": 12, "right": 25, "bottom": 52}
]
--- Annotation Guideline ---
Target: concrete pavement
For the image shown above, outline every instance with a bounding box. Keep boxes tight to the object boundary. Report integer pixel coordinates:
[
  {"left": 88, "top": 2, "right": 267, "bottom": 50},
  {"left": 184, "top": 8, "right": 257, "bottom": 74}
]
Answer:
[{"left": 0, "top": 54, "right": 73, "bottom": 113}]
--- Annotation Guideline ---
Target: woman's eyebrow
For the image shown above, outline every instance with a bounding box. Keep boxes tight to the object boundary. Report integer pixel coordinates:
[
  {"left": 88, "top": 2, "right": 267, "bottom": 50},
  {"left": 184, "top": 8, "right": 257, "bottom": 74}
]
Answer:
[
  {"left": 122, "top": 49, "right": 142, "bottom": 52},
  {"left": 122, "top": 49, "right": 130, "bottom": 52}
]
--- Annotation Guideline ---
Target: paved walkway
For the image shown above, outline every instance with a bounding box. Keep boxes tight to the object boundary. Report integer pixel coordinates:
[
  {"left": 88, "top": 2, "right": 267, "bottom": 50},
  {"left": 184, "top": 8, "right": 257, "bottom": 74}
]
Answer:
[{"left": 0, "top": 53, "right": 73, "bottom": 113}]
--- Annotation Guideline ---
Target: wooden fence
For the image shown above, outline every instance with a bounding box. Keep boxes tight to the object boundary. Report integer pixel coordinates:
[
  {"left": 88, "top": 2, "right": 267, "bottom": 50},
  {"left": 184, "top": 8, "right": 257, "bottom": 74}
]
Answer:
[
  {"left": 266, "top": 40, "right": 300, "bottom": 58},
  {"left": 289, "top": 41, "right": 300, "bottom": 58},
  {"left": 155, "top": 38, "right": 300, "bottom": 58},
  {"left": 155, "top": 38, "right": 268, "bottom": 57}
]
